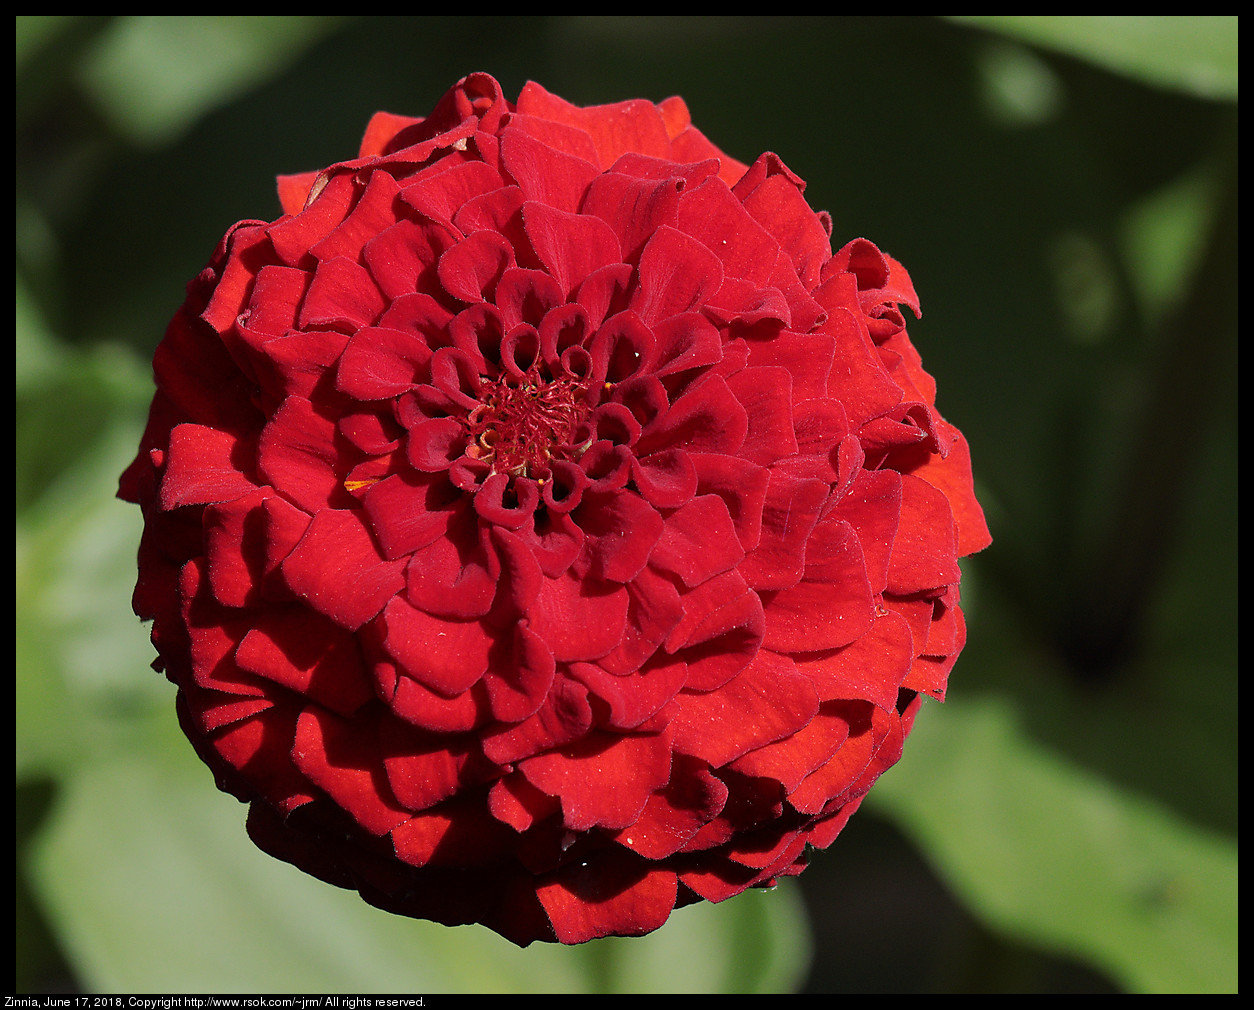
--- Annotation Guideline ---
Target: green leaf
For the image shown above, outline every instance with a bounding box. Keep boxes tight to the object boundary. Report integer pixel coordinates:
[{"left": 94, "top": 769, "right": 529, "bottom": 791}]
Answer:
[
  {"left": 869, "top": 694, "right": 1238, "bottom": 994},
  {"left": 15, "top": 333, "right": 158, "bottom": 779},
  {"left": 950, "top": 17, "right": 1238, "bottom": 101},
  {"left": 76, "top": 16, "right": 349, "bottom": 146}
]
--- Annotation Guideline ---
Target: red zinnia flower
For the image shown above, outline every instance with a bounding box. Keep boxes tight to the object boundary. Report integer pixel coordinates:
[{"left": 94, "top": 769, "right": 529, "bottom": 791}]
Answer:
[{"left": 120, "top": 73, "right": 990, "bottom": 946}]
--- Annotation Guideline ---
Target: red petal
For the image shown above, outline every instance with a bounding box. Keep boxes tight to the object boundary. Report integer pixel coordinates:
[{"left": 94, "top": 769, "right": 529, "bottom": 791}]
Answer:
[
  {"left": 736, "top": 471, "right": 828, "bottom": 591},
  {"left": 635, "top": 374, "right": 747, "bottom": 458},
  {"left": 677, "top": 175, "right": 780, "bottom": 285},
  {"left": 582, "top": 171, "right": 683, "bottom": 264},
  {"left": 520, "top": 727, "right": 673, "bottom": 831},
  {"left": 159, "top": 424, "right": 258, "bottom": 510},
  {"left": 629, "top": 225, "right": 724, "bottom": 326},
  {"left": 203, "top": 488, "right": 273, "bottom": 607},
  {"left": 567, "top": 658, "right": 686, "bottom": 731},
  {"left": 234, "top": 606, "right": 375, "bottom": 715},
  {"left": 481, "top": 674, "right": 594, "bottom": 765},
  {"left": 336, "top": 325, "right": 433, "bottom": 401},
  {"left": 576, "top": 489, "right": 664, "bottom": 583},
  {"left": 280, "top": 508, "right": 406, "bottom": 629},
  {"left": 403, "top": 512, "right": 499, "bottom": 619},
  {"left": 195, "top": 700, "right": 313, "bottom": 815},
  {"left": 725, "top": 366, "right": 798, "bottom": 466},
  {"left": 363, "top": 218, "right": 457, "bottom": 302},
  {"left": 391, "top": 801, "right": 515, "bottom": 868},
  {"left": 480, "top": 620, "right": 556, "bottom": 723},
  {"left": 897, "top": 418, "right": 992, "bottom": 557},
  {"left": 521, "top": 200, "right": 621, "bottom": 298},
  {"left": 630, "top": 449, "right": 698, "bottom": 510},
  {"left": 361, "top": 473, "right": 456, "bottom": 560},
  {"left": 536, "top": 852, "right": 678, "bottom": 944},
  {"left": 377, "top": 594, "right": 492, "bottom": 696},
  {"left": 436, "top": 229, "right": 515, "bottom": 303},
  {"left": 664, "top": 571, "right": 764, "bottom": 692},
  {"left": 298, "top": 255, "right": 384, "bottom": 332},
  {"left": 500, "top": 124, "right": 599, "bottom": 213},
  {"left": 257, "top": 396, "right": 343, "bottom": 513},
  {"left": 791, "top": 609, "right": 914, "bottom": 711},
  {"left": 291, "top": 707, "right": 410, "bottom": 836},
  {"left": 597, "top": 564, "right": 686, "bottom": 676},
  {"left": 372, "top": 658, "right": 487, "bottom": 733},
  {"left": 886, "top": 473, "right": 962, "bottom": 594},
  {"left": 760, "top": 563, "right": 875, "bottom": 654},
  {"left": 611, "top": 752, "right": 729, "bottom": 859},
  {"left": 516, "top": 81, "right": 672, "bottom": 168},
  {"left": 730, "top": 702, "right": 852, "bottom": 793},
  {"left": 527, "top": 570, "right": 629, "bottom": 663},
  {"left": 649, "top": 494, "right": 744, "bottom": 589},
  {"left": 379, "top": 718, "right": 495, "bottom": 815},
  {"left": 827, "top": 469, "right": 901, "bottom": 594},
  {"left": 735, "top": 156, "right": 829, "bottom": 288},
  {"left": 308, "top": 170, "right": 401, "bottom": 264},
  {"left": 670, "top": 650, "right": 819, "bottom": 768},
  {"left": 819, "top": 301, "right": 903, "bottom": 428}
]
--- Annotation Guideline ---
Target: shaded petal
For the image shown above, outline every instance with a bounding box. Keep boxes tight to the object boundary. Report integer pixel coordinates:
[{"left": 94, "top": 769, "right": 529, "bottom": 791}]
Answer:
[
  {"left": 379, "top": 717, "right": 497, "bottom": 815},
  {"left": 235, "top": 605, "right": 375, "bottom": 715},
  {"left": 257, "top": 396, "right": 344, "bottom": 513},
  {"left": 500, "top": 123, "right": 599, "bottom": 213},
  {"left": 567, "top": 657, "right": 686, "bottom": 731},
  {"left": 760, "top": 553, "right": 876, "bottom": 654},
  {"left": 649, "top": 494, "right": 744, "bottom": 588},
  {"left": 298, "top": 256, "right": 385, "bottom": 332},
  {"left": 736, "top": 471, "right": 828, "bottom": 591},
  {"left": 729, "top": 702, "right": 852, "bottom": 794},
  {"left": 481, "top": 674, "right": 594, "bottom": 765},
  {"left": 361, "top": 473, "right": 457, "bottom": 560},
  {"left": 791, "top": 609, "right": 914, "bottom": 710},
  {"left": 536, "top": 853, "right": 678, "bottom": 944},
  {"left": 725, "top": 366, "right": 798, "bottom": 466},
  {"left": 663, "top": 570, "right": 765, "bottom": 692},
  {"left": 635, "top": 374, "right": 747, "bottom": 458},
  {"left": 610, "top": 752, "right": 728, "bottom": 860},
  {"left": 480, "top": 620, "right": 556, "bottom": 723},
  {"left": 291, "top": 707, "right": 410, "bottom": 836},
  {"left": 404, "top": 511, "right": 500, "bottom": 619},
  {"left": 576, "top": 488, "right": 664, "bottom": 583}
]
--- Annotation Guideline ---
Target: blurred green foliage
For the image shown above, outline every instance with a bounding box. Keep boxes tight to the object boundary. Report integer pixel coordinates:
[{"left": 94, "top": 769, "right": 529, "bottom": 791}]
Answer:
[{"left": 16, "top": 16, "right": 1236, "bottom": 994}]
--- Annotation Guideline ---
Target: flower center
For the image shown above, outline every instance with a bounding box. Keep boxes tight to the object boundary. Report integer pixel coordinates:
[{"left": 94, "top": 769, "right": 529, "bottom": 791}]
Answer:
[{"left": 465, "top": 371, "right": 593, "bottom": 479}]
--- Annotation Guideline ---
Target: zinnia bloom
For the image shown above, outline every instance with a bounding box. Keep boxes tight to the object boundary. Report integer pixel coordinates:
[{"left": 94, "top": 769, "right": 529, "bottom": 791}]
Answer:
[{"left": 120, "top": 73, "right": 990, "bottom": 945}]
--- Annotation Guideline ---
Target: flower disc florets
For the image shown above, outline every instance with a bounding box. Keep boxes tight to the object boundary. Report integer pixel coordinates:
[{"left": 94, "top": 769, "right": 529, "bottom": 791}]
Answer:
[{"left": 120, "top": 73, "right": 990, "bottom": 946}]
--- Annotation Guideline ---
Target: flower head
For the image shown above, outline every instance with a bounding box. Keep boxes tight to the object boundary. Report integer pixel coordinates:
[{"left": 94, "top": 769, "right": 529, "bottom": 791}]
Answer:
[{"left": 120, "top": 73, "right": 990, "bottom": 945}]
